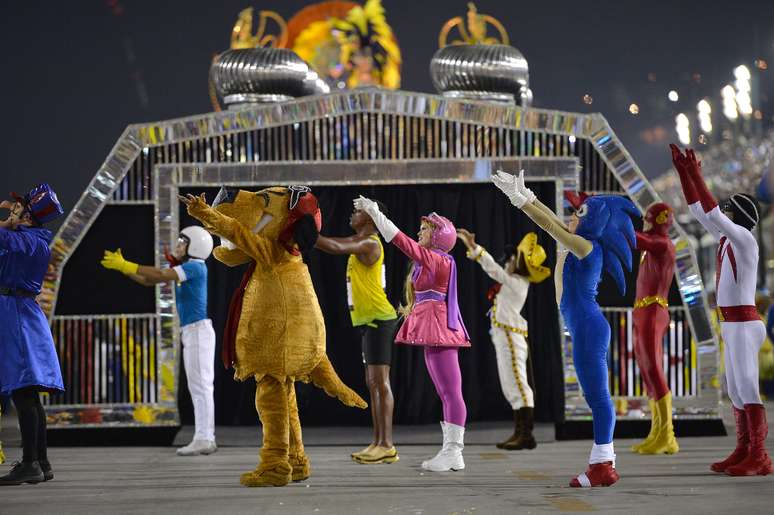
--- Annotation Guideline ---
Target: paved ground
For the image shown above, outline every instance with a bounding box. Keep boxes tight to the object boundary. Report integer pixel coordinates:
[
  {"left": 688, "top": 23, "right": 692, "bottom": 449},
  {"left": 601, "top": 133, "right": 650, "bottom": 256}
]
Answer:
[{"left": 1, "top": 410, "right": 772, "bottom": 515}]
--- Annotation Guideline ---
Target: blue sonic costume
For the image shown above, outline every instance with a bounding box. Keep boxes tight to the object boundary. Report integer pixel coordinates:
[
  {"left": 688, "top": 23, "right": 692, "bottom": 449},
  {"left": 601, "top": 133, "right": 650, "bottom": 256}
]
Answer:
[
  {"left": 0, "top": 184, "right": 65, "bottom": 486},
  {"left": 493, "top": 170, "right": 637, "bottom": 488}
]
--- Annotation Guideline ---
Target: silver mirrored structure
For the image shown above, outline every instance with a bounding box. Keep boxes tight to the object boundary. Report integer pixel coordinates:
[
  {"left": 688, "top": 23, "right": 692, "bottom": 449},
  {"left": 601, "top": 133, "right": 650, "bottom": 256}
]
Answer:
[{"left": 42, "top": 86, "right": 718, "bottom": 428}]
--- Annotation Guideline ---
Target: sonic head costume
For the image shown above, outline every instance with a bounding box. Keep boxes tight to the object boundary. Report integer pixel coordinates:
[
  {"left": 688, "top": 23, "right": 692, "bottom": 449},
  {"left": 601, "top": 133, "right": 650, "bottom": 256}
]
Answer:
[{"left": 493, "top": 170, "right": 637, "bottom": 488}]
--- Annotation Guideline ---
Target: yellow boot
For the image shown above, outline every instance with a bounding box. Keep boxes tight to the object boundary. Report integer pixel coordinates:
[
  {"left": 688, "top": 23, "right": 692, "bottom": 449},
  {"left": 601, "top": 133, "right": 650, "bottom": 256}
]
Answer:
[
  {"left": 637, "top": 393, "right": 679, "bottom": 455},
  {"left": 288, "top": 381, "right": 311, "bottom": 482},
  {"left": 241, "top": 377, "right": 293, "bottom": 487},
  {"left": 631, "top": 399, "right": 659, "bottom": 452}
]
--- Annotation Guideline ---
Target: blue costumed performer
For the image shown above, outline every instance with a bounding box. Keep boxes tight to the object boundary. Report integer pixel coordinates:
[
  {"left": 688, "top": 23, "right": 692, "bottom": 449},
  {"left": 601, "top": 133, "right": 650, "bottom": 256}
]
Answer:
[
  {"left": 0, "top": 184, "right": 65, "bottom": 486},
  {"left": 492, "top": 170, "right": 638, "bottom": 488}
]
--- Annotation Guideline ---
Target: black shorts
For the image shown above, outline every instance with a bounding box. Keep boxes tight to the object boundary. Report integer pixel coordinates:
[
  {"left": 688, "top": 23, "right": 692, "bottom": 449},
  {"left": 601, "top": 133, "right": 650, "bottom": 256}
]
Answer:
[{"left": 360, "top": 319, "right": 398, "bottom": 365}]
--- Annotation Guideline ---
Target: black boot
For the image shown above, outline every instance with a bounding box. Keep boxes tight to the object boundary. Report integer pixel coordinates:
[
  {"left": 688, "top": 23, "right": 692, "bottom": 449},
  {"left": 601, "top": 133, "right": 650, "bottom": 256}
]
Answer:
[
  {"left": 0, "top": 461, "right": 45, "bottom": 486},
  {"left": 503, "top": 408, "right": 537, "bottom": 450},
  {"left": 496, "top": 410, "right": 521, "bottom": 449},
  {"left": 38, "top": 459, "right": 53, "bottom": 481}
]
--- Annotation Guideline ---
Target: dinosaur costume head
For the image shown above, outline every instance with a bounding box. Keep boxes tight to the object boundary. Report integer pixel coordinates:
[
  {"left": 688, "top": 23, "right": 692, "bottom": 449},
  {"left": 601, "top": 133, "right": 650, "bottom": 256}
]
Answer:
[{"left": 212, "top": 185, "right": 322, "bottom": 255}]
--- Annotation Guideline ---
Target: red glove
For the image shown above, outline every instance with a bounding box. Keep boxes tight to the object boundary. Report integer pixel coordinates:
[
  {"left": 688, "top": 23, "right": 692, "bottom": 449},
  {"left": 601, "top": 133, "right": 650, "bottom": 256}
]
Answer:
[
  {"left": 670, "top": 144, "right": 699, "bottom": 205},
  {"left": 684, "top": 147, "right": 717, "bottom": 212}
]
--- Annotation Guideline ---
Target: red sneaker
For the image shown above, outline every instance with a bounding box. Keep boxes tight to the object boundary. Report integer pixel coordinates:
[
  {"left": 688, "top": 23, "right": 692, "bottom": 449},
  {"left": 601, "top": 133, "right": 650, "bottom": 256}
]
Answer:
[
  {"left": 711, "top": 407, "right": 749, "bottom": 473},
  {"left": 725, "top": 404, "right": 772, "bottom": 477},
  {"left": 569, "top": 462, "right": 619, "bottom": 488}
]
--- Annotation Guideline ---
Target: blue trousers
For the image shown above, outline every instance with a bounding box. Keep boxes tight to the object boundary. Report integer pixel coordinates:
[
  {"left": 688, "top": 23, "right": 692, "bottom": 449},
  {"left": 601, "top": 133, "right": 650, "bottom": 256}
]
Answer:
[{"left": 570, "top": 310, "right": 615, "bottom": 444}]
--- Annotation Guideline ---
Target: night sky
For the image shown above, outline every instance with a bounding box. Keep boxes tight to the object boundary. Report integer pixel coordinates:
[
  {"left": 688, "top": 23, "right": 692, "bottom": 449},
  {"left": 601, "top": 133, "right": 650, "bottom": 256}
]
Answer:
[{"left": 2, "top": 0, "right": 773, "bottom": 224}]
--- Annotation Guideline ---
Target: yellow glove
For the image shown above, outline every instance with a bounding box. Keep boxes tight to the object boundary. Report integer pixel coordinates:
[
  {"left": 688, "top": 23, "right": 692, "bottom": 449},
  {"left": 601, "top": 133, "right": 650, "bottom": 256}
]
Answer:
[{"left": 101, "top": 248, "right": 139, "bottom": 275}]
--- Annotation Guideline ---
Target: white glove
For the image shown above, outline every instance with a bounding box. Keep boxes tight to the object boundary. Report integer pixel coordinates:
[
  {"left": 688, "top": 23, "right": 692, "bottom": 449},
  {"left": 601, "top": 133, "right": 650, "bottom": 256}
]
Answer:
[
  {"left": 353, "top": 196, "right": 379, "bottom": 218},
  {"left": 353, "top": 196, "right": 399, "bottom": 242},
  {"left": 492, "top": 170, "right": 529, "bottom": 208},
  {"left": 516, "top": 169, "right": 537, "bottom": 204}
]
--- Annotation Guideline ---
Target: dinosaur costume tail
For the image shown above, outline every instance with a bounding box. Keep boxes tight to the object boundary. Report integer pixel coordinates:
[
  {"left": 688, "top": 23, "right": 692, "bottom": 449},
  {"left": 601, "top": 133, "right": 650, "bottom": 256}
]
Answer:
[{"left": 308, "top": 355, "right": 368, "bottom": 409}]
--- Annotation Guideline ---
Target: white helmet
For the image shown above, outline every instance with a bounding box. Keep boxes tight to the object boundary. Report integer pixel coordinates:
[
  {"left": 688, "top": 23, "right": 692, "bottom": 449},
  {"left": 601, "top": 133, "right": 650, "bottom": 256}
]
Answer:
[{"left": 180, "top": 226, "right": 213, "bottom": 260}]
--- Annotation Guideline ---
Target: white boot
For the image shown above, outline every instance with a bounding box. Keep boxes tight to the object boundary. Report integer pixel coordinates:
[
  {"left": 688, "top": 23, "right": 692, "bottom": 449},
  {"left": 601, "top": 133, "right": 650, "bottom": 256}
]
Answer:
[
  {"left": 176, "top": 439, "right": 218, "bottom": 456},
  {"left": 422, "top": 421, "right": 465, "bottom": 472}
]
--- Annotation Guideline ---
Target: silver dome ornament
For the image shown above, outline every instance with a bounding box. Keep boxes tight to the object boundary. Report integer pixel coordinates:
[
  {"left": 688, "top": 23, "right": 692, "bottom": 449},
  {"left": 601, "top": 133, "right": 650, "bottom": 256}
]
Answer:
[
  {"left": 210, "top": 48, "right": 317, "bottom": 108},
  {"left": 303, "top": 70, "right": 331, "bottom": 96},
  {"left": 430, "top": 44, "right": 530, "bottom": 105}
]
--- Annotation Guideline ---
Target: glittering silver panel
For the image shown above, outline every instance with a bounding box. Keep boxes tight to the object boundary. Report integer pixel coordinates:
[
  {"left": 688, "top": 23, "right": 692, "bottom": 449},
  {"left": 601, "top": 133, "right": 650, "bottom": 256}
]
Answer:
[
  {"left": 45, "top": 314, "right": 159, "bottom": 406},
  {"left": 109, "top": 116, "right": 615, "bottom": 200},
  {"left": 158, "top": 158, "right": 578, "bottom": 187},
  {"left": 563, "top": 308, "right": 705, "bottom": 420},
  {"left": 45, "top": 89, "right": 720, "bottom": 426}
]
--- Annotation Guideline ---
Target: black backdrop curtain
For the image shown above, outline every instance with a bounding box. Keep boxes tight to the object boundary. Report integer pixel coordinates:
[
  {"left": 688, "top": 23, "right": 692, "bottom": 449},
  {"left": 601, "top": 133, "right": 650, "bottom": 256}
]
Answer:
[{"left": 177, "top": 182, "right": 564, "bottom": 427}]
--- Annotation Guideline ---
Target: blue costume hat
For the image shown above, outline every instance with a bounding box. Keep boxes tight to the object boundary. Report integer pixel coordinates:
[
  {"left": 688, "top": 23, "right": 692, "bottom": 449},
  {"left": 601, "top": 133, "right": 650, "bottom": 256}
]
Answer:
[{"left": 10, "top": 183, "right": 64, "bottom": 225}]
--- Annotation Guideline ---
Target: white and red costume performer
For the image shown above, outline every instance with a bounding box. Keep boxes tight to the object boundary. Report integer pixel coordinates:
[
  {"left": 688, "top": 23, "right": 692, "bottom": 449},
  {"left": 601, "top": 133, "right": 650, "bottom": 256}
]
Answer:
[
  {"left": 671, "top": 144, "right": 771, "bottom": 476},
  {"left": 631, "top": 202, "right": 680, "bottom": 454},
  {"left": 462, "top": 232, "right": 550, "bottom": 450}
]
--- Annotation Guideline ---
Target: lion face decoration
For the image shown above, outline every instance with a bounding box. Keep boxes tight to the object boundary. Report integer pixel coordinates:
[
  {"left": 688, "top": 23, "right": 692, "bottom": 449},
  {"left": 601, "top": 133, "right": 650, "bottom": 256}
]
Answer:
[{"left": 211, "top": 185, "right": 322, "bottom": 257}]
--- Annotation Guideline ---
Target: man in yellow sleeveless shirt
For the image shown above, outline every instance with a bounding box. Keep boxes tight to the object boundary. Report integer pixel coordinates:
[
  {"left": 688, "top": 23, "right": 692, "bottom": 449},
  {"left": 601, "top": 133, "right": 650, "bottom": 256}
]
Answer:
[{"left": 314, "top": 201, "right": 399, "bottom": 464}]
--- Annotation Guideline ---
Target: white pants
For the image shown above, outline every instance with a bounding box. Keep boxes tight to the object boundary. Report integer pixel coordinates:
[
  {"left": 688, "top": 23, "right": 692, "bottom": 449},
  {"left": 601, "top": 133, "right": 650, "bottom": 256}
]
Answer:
[
  {"left": 181, "top": 319, "right": 216, "bottom": 441},
  {"left": 721, "top": 320, "right": 766, "bottom": 408},
  {"left": 491, "top": 327, "right": 534, "bottom": 410}
]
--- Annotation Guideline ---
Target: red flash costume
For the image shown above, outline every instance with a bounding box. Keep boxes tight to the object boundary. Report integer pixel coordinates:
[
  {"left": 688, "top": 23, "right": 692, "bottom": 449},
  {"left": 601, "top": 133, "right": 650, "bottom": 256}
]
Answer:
[
  {"left": 631, "top": 203, "right": 679, "bottom": 454},
  {"left": 671, "top": 144, "right": 771, "bottom": 476}
]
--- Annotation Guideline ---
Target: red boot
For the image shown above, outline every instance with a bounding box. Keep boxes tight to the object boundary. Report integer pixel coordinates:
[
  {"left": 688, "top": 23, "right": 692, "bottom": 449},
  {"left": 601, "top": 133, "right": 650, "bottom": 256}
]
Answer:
[
  {"left": 726, "top": 404, "right": 772, "bottom": 476},
  {"left": 569, "top": 462, "right": 619, "bottom": 487},
  {"left": 711, "top": 407, "right": 749, "bottom": 473}
]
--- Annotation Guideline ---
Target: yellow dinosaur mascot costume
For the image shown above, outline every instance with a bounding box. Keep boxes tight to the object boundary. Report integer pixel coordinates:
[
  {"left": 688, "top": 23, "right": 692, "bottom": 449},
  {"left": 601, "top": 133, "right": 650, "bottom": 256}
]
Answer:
[{"left": 182, "top": 186, "right": 367, "bottom": 487}]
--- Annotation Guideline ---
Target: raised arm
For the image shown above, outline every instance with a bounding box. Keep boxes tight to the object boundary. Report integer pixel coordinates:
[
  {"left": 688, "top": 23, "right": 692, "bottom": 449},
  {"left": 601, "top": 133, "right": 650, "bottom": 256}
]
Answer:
[
  {"left": 533, "top": 198, "right": 570, "bottom": 232},
  {"left": 521, "top": 202, "right": 592, "bottom": 258},
  {"left": 101, "top": 249, "right": 178, "bottom": 285},
  {"left": 706, "top": 207, "right": 756, "bottom": 250},
  {"left": 491, "top": 170, "right": 591, "bottom": 258},
  {"left": 315, "top": 234, "right": 381, "bottom": 266},
  {"left": 390, "top": 231, "right": 446, "bottom": 268},
  {"left": 670, "top": 145, "right": 721, "bottom": 241},
  {"left": 457, "top": 228, "right": 512, "bottom": 285},
  {"left": 212, "top": 246, "right": 253, "bottom": 267},
  {"left": 181, "top": 193, "right": 273, "bottom": 263}
]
